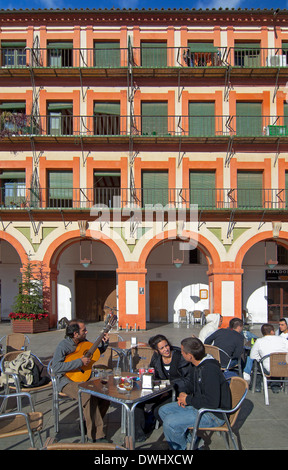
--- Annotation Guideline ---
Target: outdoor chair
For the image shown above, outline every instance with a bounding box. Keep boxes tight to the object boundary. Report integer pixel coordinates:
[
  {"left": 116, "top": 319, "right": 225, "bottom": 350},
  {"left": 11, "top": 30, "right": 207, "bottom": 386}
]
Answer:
[
  {"left": 252, "top": 352, "right": 288, "bottom": 405},
  {"left": 93, "top": 332, "right": 124, "bottom": 371},
  {"left": 204, "top": 344, "right": 242, "bottom": 376},
  {"left": 177, "top": 309, "right": 189, "bottom": 325},
  {"left": 47, "top": 360, "right": 75, "bottom": 433},
  {"left": 0, "top": 350, "right": 51, "bottom": 412},
  {"left": 41, "top": 437, "right": 127, "bottom": 450},
  {"left": 130, "top": 345, "right": 154, "bottom": 371},
  {"left": 0, "top": 333, "right": 30, "bottom": 355},
  {"left": 0, "top": 391, "right": 43, "bottom": 448},
  {"left": 188, "top": 376, "right": 248, "bottom": 450},
  {"left": 191, "top": 310, "right": 205, "bottom": 326}
]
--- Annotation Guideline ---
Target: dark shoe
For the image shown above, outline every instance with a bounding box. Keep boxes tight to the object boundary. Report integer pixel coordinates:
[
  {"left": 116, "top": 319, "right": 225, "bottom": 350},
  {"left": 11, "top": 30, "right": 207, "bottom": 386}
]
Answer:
[
  {"left": 135, "top": 435, "right": 147, "bottom": 443},
  {"left": 95, "top": 436, "right": 112, "bottom": 443}
]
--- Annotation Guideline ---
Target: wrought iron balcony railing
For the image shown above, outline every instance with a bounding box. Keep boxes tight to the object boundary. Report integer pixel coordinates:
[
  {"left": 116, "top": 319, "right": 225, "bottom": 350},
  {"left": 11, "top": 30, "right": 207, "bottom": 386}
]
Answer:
[
  {"left": 1, "top": 114, "right": 287, "bottom": 138},
  {"left": 1, "top": 187, "right": 287, "bottom": 211},
  {"left": 1, "top": 46, "right": 288, "bottom": 69}
]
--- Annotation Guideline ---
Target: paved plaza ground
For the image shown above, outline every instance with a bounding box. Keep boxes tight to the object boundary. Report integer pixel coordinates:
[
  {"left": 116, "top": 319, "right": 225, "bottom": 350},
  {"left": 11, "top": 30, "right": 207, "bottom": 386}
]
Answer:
[{"left": 0, "top": 320, "right": 287, "bottom": 452}]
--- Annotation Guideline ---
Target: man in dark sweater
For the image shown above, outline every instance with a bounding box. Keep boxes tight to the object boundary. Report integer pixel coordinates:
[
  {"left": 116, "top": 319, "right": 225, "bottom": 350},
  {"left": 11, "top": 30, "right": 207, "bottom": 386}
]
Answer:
[
  {"left": 158, "top": 337, "right": 231, "bottom": 450},
  {"left": 204, "top": 317, "right": 244, "bottom": 368}
]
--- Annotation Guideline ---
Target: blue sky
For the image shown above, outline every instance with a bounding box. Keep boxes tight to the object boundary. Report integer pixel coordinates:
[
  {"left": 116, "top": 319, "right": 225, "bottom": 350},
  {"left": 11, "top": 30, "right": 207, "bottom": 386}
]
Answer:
[{"left": 1, "top": 0, "right": 288, "bottom": 12}]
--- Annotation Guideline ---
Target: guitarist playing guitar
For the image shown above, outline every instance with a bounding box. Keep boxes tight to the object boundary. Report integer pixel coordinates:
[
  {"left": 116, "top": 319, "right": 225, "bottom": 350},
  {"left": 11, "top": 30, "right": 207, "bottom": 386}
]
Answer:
[{"left": 51, "top": 317, "right": 116, "bottom": 442}]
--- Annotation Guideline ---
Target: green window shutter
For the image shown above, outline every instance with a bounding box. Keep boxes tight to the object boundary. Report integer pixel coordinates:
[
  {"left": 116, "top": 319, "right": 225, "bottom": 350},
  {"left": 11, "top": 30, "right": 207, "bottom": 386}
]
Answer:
[
  {"left": 141, "top": 102, "right": 168, "bottom": 135},
  {"left": 94, "top": 102, "right": 120, "bottom": 135},
  {"left": 237, "top": 171, "right": 262, "bottom": 209},
  {"left": 48, "top": 171, "right": 73, "bottom": 200},
  {"left": 189, "top": 171, "right": 215, "bottom": 209},
  {"left": 234, "top": 43, "right": 260, "bottom": 67},
  {"left": 141, "top": 42, "right": 167, "bottom": 68},
  {"left": 142, "top": 170, "right": 168, "bottom": 207},
  {"left": 0, "top": 102, "right": 26, "bottom": 111},
  {"left": 47, "top": 42, "right": 73, "bottom": 49},
  {"left": 284, "top": 103, "right": 288, "bottom": 129},
  {"left": 236, "top": 102, "right": 262, "bottom": 136},
  {"left": 94, "top": 42, "right": 120, "bottom": 68},
  {"left": 189, "top": 102, "right": 215, "bottom": 136}
]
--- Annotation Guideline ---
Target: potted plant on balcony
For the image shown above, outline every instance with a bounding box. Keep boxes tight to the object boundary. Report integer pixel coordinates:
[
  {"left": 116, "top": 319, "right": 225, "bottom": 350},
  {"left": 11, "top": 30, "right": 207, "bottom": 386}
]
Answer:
[{"left": 9, "top": 260, "right": 49, "bottom": 334}]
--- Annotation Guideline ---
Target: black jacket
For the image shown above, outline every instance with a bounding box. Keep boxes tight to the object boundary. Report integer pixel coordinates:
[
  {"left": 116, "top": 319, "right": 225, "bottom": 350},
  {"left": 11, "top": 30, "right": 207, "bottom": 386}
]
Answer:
[
  {"left": 149, "top": 346, "right": 193, "bottom": 393},
  {"left": 204, "top": 328, "right": 244, "bottom": 367},
  {"left": 185, "top": 356, "right": 232, "bottom": 418}
]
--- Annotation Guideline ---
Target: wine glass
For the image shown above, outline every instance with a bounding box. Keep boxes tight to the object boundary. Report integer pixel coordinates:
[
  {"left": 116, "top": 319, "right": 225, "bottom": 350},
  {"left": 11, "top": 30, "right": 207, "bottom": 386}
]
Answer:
[{"left": 100, "top": 370, "right": 109, "bottom": 391}]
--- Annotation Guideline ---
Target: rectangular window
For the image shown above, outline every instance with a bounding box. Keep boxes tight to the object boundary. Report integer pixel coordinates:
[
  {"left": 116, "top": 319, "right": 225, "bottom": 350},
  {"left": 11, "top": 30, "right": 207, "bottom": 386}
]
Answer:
[
  {"left": 187, "top": 42, "right": 219, "bottom": 67},
  {"left": 94, "top": 171, "right": 121, "bottom": 208},
  {"left": 47, "top": 103, "right": 73, "bottom": 136},
  {"left": 141, "top": 42, "right": 167, "bottom": 67},
  {"left": 94, "top": 102, "right": 120, "bottom": 135},
  {"left": 189, "top": 102, "right": 215, "bottom": 137},
  {"left": 236, "top": 102, "right": 262, "bottom": 137},
  {"left": 48, "top": 170, "right": 73, "bottom": 208},
  {"left": 142, "top": 170, "right": 168, "bottom": 207},
  {"left": 234, "top": 42, "right": 261, "bottom": 67},
  {"left": 189, "top": 171, "right": 216, "bottom": 209},
  {"left": 0, "top": 170, "right": 26, "bottom": 207},
  {"left": 47, "top": 42, "right": 73, "bottom": 67},
  {"left": 0, "top": 102, "right": 26, "bottom": 134},
  {"left": 237, "top": 171, "right": 263, "bottom": 209},
  {"left": 1, "top": 41, "right": 26, "bottom": 67},
  {"left": 141, "top": 102, "right": 168, "bottom": 136},
  {"left": 94, "top": 42, "right": 120, "bottom": 68}
]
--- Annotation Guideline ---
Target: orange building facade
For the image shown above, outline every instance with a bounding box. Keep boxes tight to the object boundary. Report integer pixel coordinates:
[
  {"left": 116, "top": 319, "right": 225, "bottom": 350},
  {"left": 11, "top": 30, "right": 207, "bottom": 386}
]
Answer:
[{"left": 0, "top": 8, "right": 288, "bottom": 330}]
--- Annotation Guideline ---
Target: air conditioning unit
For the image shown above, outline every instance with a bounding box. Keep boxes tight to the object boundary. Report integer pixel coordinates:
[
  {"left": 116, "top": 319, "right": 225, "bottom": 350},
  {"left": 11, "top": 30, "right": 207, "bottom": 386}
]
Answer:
[{"left": 267, "top": 55, "right": 287, "bottom": 67}]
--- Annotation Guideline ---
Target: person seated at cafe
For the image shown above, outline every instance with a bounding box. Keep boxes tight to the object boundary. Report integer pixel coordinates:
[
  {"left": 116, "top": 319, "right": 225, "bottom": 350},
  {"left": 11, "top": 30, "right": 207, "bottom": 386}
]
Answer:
[
  {"left": 276, "top": 318, "right": 288, "bottom": 339},
  {"left": 204, "top": 317, "right": 244, "bottom": 369},
  {"left": 243, "top": 323, "right": 288, "bottom": 392},
  {"left": 134, "top": 334, "right": 192, "bottom": 442},
  {"left": 51, "top": 319, "right": 110, "bottom": 442}
]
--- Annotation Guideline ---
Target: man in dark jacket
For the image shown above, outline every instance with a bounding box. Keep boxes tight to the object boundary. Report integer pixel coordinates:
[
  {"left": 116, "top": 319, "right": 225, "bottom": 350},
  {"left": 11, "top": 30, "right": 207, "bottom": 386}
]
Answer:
[
  {"left": 204, "top": 317, "right": 244, "bottom": 368},
  {"left": 159, "top": 337, "right": 231, "bottom": 450}
]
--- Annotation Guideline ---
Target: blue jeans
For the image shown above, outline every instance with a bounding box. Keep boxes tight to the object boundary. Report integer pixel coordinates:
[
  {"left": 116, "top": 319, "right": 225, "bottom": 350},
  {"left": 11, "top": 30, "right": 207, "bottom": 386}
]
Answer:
[{"left": 158, "top": 402, "right": 225, "bottom": 450}]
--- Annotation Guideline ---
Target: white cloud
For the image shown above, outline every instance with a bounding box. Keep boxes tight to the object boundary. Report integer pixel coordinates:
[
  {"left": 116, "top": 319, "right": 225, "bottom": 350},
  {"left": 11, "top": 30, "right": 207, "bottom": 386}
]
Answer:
[{"left": 194, "top": 0, "right": 243, "bottom": 8}]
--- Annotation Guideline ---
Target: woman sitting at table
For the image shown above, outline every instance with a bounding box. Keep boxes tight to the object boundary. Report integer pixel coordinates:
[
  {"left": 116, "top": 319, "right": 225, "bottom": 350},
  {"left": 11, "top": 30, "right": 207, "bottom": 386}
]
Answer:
[{"left": 134, "top": 334, "right": 192, "bottom": 442}]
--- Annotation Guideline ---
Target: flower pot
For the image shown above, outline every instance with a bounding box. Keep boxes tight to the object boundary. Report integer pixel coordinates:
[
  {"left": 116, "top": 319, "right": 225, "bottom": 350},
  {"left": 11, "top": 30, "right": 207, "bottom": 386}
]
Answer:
[{"left": 12, "top": 317, "right": 49, "bottom": 334}]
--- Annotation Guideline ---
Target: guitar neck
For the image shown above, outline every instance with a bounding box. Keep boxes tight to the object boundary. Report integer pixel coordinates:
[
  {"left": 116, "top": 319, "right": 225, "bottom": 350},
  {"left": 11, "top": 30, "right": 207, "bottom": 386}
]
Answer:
[{"left": 84, "top": 326, "right": 110, "bottom": 358}]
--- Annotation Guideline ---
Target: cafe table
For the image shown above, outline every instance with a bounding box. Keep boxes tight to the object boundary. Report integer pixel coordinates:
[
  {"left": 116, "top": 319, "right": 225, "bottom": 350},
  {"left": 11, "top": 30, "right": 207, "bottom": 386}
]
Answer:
[
  {"left": 109, "top": 341, "right": 149, "bottom": 372},
  {"left": 78, "top": 374, "right": 174, "bottom": 450}
]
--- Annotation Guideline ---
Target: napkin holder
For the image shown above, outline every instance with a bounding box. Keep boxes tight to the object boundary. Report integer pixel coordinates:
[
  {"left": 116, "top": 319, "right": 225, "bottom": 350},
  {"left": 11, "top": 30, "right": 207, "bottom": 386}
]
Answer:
[{"left": 141, "top": 373, "right": 153, "bottom": 389}]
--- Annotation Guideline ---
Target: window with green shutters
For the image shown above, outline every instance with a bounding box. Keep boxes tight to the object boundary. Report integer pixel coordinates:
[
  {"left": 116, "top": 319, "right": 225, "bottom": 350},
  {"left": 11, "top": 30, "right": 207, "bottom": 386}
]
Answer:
[
  {"left": 94, "top": 42, "right": 120, "bottom": 68},
  {"left": 47, "top": 42, "right": 73, "bottom": 67},
  {"left": 234, "top": 42, "right": 261, "bottom": 67},
  {"left": 48, "top": 170, "right": 73, "bottom": 208},
  {"left": 94, "top": 102, "right": 121, "bottom": 135},
  {"left": 142, "top": 171, "right": 168, "bottom": 207},
  {"left": 141, "top": 102, "right": 168, "bottom": 136},
  {"left": 189, "top": 102, "right": 215, "bottom": 137},
  {"left": 0, "top": 171, "right": 26, "bottom": 207},
  {"left": 284, "top": 103, "right": 288, "bottom": 130},
  {"left": 187, "top": 42, "right": 219, "bottom": 67},
  {"left": 236, "top": 102, "right": 262, "bottom": 137},
  {"left": 189, "top": 171, "right": 215, "bottom": 209},
  {"left": 141, "top": 42, "right": 167, "bottom": 68},
  {"left": 237, "top": 171, "right": 263, "bottom": 209},
  {"left": 94, "top": 171, "right": 121, "bottom": 207},
  {"left": 47, "top": 103, "right": 73, "bottom": 136},
  {"left": 1, "top": 41, "right": 26, "bottom": 67}
]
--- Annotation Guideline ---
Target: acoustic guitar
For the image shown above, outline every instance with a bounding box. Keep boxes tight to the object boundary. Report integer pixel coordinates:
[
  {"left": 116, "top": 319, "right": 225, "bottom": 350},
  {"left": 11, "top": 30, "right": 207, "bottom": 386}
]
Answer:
[{"left": 64, "top": 314, "right": 117, "bottom": 383}]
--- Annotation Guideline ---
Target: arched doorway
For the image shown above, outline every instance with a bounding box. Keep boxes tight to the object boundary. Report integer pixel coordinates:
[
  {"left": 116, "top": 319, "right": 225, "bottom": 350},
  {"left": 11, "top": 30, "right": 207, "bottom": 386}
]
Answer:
[
  {"left": 241, "top": 237, "right": 288, "bottom": 324},
  {"left": 43, "top": 230, "right": 125, "bottom": 325},
  {"left": 142, "top": 233, "right": 217, "bottom": 323},
  {"left": 0, "top": 237, "right": 26, "bottom": 321}
]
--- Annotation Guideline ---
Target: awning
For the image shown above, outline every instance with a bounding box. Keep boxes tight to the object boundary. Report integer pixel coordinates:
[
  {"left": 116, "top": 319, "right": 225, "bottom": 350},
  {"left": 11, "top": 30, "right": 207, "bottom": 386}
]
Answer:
[
  {"left": 0, "top": 102, "right": 26, "bottom": 110},
  {"left": 47, "top": 103, "right": 73, "bottom": 111},
  {"left": 0, "top": 171, "right": 26, "bottom": 179},
  {"left": 47, "top": 42, "right": 73, "bottom": 49},
  {"left": 188, "top": 43, "right": 218, "bottom": 52}
]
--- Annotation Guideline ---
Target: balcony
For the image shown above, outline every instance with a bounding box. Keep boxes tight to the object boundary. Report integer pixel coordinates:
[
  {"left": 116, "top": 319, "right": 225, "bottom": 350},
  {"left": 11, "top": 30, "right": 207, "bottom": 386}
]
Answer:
[
  {"left": 1, "top": 187, "right": 287, "bottom": 213},
  {"left": 1, "top": 114, "right": 288, "bottom": 144},
  {"left": 0, "top": 46, "right": 286, "bottom": 79}
]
